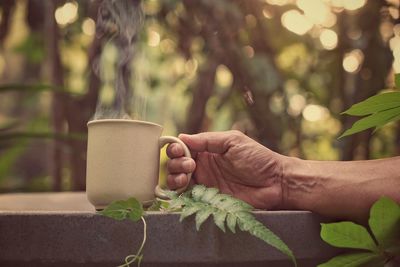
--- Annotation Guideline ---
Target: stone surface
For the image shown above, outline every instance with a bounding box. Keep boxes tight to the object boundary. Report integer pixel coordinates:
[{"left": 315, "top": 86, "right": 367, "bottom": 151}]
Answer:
[{"left": 0, "top": 192, "right": 340, "bottom": 266}]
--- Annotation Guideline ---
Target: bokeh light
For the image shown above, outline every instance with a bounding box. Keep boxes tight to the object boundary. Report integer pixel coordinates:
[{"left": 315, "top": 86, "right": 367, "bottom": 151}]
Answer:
[
  {"left": 328, "top": 0, "right": 367, "bottom": 10},
  {"left": 390, "top": 24, "right": 400, "bottom": 72},
  {"left": 288, "top": 94, "right": 306, "bottom": 116},
  {"left": 319, "top": 29, "right": 338, "bottom": 50},
  {"left": 82, "top": 18, "right": 95, "bottom": 36},
  {"left": 302, "top": 104, "right": 329, "bottom": 122},
  {"left": 343, "top": 0, "right": 367, "bottom": 11},
  {"left": 243, "top": 45, "right": 255, "bottom": 58},
  {"left": 148, "top": 29, "right": 160, "bottom": 47},
  {"left": 281, "top": 10, "right": 313, "bottom": 35},
  {"left": 297, "top": 0, "right": 331, "bottom": 26},
  {"left": 266, "top": 0, "right": 293, "bottom": 6},
  {"left": 216, "top": 65, "right": 233, "bottom": 88},
  {"left": 55, "top": 1, "right": 78, "bottom": 26},
  {"left": 262, "top": 8, "right": 273, "bottom": 19},
  {"left": 343, "top": 49, "right": 364, "bottom": 73}
]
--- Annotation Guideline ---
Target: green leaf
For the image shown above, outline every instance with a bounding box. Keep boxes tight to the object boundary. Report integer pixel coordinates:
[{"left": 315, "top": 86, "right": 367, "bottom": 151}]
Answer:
[
  {"left": 171, "top": 185, "right": 297, "bottom": 266},
  {"left": 168, "top": 197, "right": 185, "bottom": 210},
  {"left": 98, "top": 198, "right": 144, "bottom": 222},
  {"left": 191, "top": 185, "right": 207, "bottom": 201},
  {"left": 200, "top": 187, "right": 219, "bottom": 202},
  {"left": 179, "top": 204, "right": 202, "bottom": 222},
  {"left": 213, "top": 210, "right": 227, "bottom": 232},
  {"left": 226, "top": 213, "right": 237, "bottom": 233},
  {"left": 241, "top": 217, "right": 296, "bottom": 265},
  {"left": 369, "top": 197, "right": 400, "bottom": 248},
  {"left": 320, "top": 222, "right": 378, "bottom": 252},
  {"left": 395, "top": 73, "right": 400, "bottom": 89},
  {"left": 339, "top": 107, "right": 400, "bottom": 138},
  {"left": 163, "top": 190, "right": 178, "bottom": 200},
  {"left": 146, "top": 200, "right": 162, "bottom": 211},
  {"left": 317, "top": 252, "right": 385, "bottom": 267},
  {"left": 342, "top": 92, "right": 400, "bottom": 116},
  {"left": 195, "top": 207, "right": 213, "bottom": 231}
]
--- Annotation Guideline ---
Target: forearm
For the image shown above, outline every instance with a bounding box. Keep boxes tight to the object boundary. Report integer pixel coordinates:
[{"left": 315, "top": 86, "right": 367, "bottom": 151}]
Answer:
[{"left": 281, "top": 156, "right": 400, "bottom": 221}]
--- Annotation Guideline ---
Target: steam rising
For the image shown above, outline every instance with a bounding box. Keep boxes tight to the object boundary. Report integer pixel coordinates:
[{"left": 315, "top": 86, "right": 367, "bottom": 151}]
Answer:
[{"left": 93, "top": 0, "right": 144, "bottom": 120}]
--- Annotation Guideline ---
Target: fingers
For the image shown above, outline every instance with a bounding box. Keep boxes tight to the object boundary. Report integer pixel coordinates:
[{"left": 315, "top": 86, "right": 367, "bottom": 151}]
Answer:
[
  {"left": 166, "top": 143, "right": 185, "bottom": 159},
  {"left": 167, "top": 173, "right": 189, "bottom": 189},
  {"left": 167, "top": 157, "right": 195, "bottom": 174},
  {"left": 166, "top": 157, "right": 195, "bottom": 190},
  {"left": 178, "top": 130, "right": 243, "bottom": 154}
]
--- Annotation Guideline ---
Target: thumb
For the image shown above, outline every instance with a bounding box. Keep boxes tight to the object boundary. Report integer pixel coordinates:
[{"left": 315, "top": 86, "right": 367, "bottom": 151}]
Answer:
[{"left": 178, "top": 131, "right": 234, "bottom": 154}]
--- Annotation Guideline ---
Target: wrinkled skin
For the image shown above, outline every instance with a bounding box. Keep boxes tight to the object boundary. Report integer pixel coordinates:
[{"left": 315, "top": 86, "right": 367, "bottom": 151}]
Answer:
[{"left": 166, "top": 130, "right": 285, "bottom": 210}]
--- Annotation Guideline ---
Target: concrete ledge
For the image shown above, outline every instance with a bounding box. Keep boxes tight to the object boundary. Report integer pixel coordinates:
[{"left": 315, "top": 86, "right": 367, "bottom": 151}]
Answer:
[{"left": 0, "top": 193, "right": 340, "bottom": 267}]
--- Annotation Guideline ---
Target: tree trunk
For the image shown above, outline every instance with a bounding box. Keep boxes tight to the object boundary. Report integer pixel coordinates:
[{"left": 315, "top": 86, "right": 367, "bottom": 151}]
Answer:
[
  {"left": 46, "top": 1, "right": 65, "bottom": 191},
  {"left": 341, "top": 0, "right": 392, "bottom": 160}
]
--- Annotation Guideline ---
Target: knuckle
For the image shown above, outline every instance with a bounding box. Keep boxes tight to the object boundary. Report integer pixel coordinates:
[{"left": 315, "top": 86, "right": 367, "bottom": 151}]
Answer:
[{"left": 229, "top": 130, "right": 244, "bottom": 137}]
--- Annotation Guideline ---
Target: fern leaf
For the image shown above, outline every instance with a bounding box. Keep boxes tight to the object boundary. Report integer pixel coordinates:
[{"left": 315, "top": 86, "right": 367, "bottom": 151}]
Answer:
[
  {"left": 170, "top": 185, "right": 297, "bottom": 266},
  {"left": 226, "top": 213, "right": 237, "bottom": 233},
  {"left": 246, "top": 220, "right": 295, "bottom": 265},
  {"left": 213, "top": 210, "right": 227, "bottom": 232},
  {"left": 180, "top": 204, "right": 203, "bottom": 222},
  {"left": 195, "top": 207, "right": 214, "bottom": 230},
  {"left": 192, "top": 185, "right": 207, "bottom": 201},
  {"left": 201, "top": 187, "right": 219, "bottom": 202},
  {"left": 169, "top": 197, "right": 185, "bottom": 210}
]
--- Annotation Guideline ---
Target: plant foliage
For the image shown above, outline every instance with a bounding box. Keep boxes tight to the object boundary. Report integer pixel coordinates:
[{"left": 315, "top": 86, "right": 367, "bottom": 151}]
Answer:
[
  {"left": 98, "top": 198, "right": 146, "bottom": 267},
  {"left": 339, "top": 74, "right": 400, "bottom": 138},
  {"left": 166, "top": 185, "right": 297, "bottom": 266},
  {"left": 98, "top": 197, "right": 144, "bottom": 221},
  {"left": 318, "top": 197, "right": 400, "bottom": 267}
]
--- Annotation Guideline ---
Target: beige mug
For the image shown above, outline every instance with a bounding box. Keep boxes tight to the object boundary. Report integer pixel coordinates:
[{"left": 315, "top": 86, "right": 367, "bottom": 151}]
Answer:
[{"left": 86, "top": 119, "right": 192, "bottom": 210}]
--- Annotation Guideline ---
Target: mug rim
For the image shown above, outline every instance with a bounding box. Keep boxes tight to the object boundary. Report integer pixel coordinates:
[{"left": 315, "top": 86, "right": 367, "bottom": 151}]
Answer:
[{"left": 87, "top": 119, "right": 162, "bottom": 129}]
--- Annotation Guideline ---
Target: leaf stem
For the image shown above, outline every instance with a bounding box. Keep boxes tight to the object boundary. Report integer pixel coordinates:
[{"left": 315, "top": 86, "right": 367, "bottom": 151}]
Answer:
[{"left": 117, "top": 216, "right": 147, "bottom": 267}]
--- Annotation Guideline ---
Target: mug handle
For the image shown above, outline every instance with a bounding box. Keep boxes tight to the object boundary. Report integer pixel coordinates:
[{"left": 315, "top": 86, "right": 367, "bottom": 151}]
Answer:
[{"left": 155, "top": 136, "right": 193, "bottom": 199}]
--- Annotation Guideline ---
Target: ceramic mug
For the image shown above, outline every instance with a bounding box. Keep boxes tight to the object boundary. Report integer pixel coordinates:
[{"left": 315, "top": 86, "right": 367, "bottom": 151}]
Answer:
[{"left": 86, "top": 119, "right": 192, "bottom": 210}]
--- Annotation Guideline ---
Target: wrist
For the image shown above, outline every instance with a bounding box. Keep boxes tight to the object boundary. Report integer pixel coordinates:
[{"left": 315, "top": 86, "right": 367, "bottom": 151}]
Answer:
[{"left": 279, "top": 155, "right": 312, "bottom": 211}]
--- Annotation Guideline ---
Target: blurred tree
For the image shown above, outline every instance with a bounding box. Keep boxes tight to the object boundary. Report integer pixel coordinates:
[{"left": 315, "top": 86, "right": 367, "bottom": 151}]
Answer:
[{"left": 0, "top": 0, "right": 399, "bottom": 192}]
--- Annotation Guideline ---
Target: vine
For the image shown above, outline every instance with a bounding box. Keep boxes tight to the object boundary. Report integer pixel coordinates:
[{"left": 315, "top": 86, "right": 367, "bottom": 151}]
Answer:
[
  {"left": 98, "top": 198, "right": 146, "bottom": 267},
  {"left": 98, "top": 185, "right": 297, "bottom": 267}
]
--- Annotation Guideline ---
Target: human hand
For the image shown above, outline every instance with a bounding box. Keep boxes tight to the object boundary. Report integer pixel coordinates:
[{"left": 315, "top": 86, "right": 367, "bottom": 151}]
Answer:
[{"left": 166, "top": 130, "right": 285, "bottom": 210}]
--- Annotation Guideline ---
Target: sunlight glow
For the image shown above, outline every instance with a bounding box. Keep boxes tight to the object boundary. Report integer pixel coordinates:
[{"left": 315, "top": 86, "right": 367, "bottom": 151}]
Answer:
[
  {"left": 281, "top": 10, "right": 313, "bottom": 35},
  {"left": 343, "top": 50, "right": 364, "bottom": 73},
  {"left": 329, "top": 0, "right": 366, "bottom": 10},
  {"left": 82, "top": 18, "right": 95, "bottom": 36},
  {"left": 302, "top": 104, "right": 329, "bottom": 122},
  {"left": 243, "top": 45, "right": 255, "bottom": 58},
  {"left": 297, "top": 0, "right": 331, "bottom": 26},
  {"left": 266, "top": 0, "right": 293, "bottom": 6},
  {"left": 216, "top": 65, "right": 233, "bottom": 88},
  {"left": 343, "top": 0, "right": 366, "bottom": 11},
  {"left": 390, "top": 27, "right": 400, "bottom": 72},
  {"left": 288, "top": 94, "right": 306, "bottom": 116},
  {"left": 148, "top": 30, "right": 160, "bottom": 47},
  {"left": 55, "top": 1, "right": 78, "bottom": 26},
  {"left": 262, "top": 8, "right": 273, "bottom": 19},
  {"left": 319, "top": 29, "right": 338, "bottom": 50}
]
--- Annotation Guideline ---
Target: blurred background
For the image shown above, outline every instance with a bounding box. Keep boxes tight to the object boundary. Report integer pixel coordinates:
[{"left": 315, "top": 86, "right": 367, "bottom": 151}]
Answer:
[{"left": 0, "top": 0, "right": 399, "bottom": 193}]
